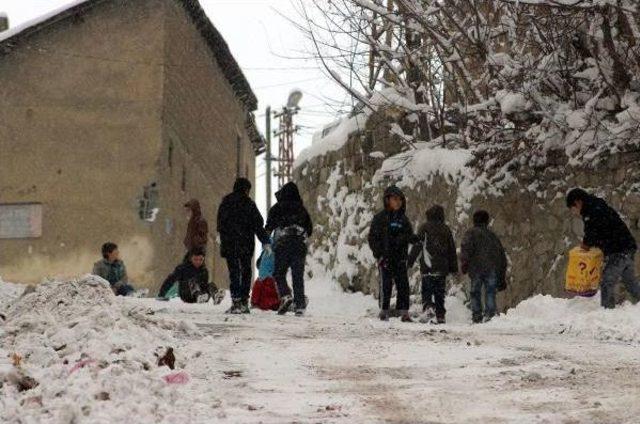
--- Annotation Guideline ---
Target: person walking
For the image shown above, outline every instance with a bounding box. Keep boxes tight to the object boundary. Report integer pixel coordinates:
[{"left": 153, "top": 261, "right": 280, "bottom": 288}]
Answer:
[
  {"left": 368, "top": 186, "right": 416, "bottom": 322},
  {"left": 265, "top": 182, "right": 313, "bottom": 316},
  {"left": 408, "top": 205, "right": 458, "bottom": 324},
  {"left": 566, "top": 188, "right": 640, "bottom": 308},
  {"left": 460, "top": 210, "right": 507, "bottom": 324},
  {"left": 217, "top": 178, "right": 271, "bottom": 314}
]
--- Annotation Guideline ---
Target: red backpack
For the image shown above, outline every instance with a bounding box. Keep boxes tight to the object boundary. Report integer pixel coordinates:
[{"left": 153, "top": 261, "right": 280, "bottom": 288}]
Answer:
[{"left": 250, "top": 276, "right": 280, "bottom": 311}]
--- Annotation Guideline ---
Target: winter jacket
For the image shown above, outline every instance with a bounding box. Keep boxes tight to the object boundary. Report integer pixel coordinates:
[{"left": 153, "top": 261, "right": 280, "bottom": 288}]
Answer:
[
  {"left": 92, "top": 259, "right": 128, "bottom": 286},
  {"left": 460, "top": 223, "right": 507, "bottom": 281},
  {"left": 408, "top": 205, "right": 458, "bottom": 276},
  {"left": 580, "top": 195, "right": 637, "bottom": 256},
  {"left": 159, "top": 262, "right": 209, "bottom": 299},
  {"left": 184, "top": 199, "right": 209, "bottom": 252},
  {"left": 217, "top": 185, "right": 270, "bottom": 258},
  {"left": 265, "top": 182, "right": 313, "bottom": 252},
  {"left": 368, "top": 186, "right": 415, "bottom": 263}
]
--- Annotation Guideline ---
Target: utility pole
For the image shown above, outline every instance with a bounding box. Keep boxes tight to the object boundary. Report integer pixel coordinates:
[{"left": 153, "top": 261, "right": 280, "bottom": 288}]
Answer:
[
  {"left": 265, "top": 106, "right": 272, "bottom": 211},
  {"left": 273, "top": 90, "right": 303, "bottom": 189}
]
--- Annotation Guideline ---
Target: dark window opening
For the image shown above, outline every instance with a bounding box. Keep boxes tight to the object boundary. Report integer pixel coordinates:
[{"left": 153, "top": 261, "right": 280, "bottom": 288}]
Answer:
[{"left": 139, "top": 183, "right": 159, "bottom": 222}]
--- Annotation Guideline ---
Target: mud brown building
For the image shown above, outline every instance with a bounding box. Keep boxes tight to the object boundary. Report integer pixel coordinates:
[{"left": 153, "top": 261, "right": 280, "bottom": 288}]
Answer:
[{"left": 0, "top": 0, "right": 264, "bottom": 290}]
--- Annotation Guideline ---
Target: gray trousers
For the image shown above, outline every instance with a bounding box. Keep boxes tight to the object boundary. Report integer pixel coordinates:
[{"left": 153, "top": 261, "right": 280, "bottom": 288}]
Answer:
[{"left": 601, "top": 251, "right": 640, "bottom": 309}]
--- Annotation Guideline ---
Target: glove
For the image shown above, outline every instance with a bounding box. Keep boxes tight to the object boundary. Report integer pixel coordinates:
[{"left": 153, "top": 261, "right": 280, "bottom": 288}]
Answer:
[
  {"left": 377, "top": 258, "right": 388, "bottom": 270},
  {"left": 263, "top": 244, "right": 273, "bottom": 256}
]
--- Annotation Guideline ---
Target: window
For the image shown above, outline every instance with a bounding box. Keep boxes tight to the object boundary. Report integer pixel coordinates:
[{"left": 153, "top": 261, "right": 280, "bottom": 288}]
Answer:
[
  {"left": 138, "top": 183, "right": 159, "bottom": 222},
  {"left": 0, "top": 203, "right": 43, "bottom": 239}
]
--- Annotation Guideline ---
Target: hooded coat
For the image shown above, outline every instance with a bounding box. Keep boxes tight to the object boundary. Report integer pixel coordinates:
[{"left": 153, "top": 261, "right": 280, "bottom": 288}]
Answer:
[
  {"left": 217, "top": 180, "right": 270, "bottom": 258},
  {"left": 184, "top": 199, "right": 209, "bottom": 252},
  {"left": 368, "top": 186, "right": 415, "bottom": 263},
  {"left": 408, "top": 205, "right": 458, "bottom": 275},
  {"left": 265, "top": 182, "right": 313, "bottom": 251},
  {"left": 460, "top": 222, "right": 507, "bottom": 281},
  {"left": 580, "top": 194, "right": 637, "bottom": 256}
]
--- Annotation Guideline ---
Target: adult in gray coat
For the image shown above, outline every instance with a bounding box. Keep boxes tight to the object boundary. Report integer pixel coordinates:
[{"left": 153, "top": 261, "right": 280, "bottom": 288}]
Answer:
[{"left": 460, "top": 210, "right": 507, "bottom": 323}]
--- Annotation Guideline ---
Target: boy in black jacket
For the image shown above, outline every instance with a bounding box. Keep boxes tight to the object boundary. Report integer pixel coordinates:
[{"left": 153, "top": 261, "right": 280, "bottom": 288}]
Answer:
[
  {"left": 567, "top": 188, "right": 640, "bottom": 308},
  {"left": 266, "top": 182, "right": 313, "bottom": 316},
  {"left": 408, "top": 205, "right": 458, "bottom": 324},
  {"left": 157, "top": 247, "right": 210, "bottom": 303},
  {"left": 368, "top": 186, "right": 416, "bottom": 322}
]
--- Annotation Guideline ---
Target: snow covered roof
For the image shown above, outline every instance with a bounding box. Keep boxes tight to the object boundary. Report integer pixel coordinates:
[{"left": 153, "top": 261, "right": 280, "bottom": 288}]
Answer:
[{"left": 0, "top": 0, "right": 258, "bottom": 112}]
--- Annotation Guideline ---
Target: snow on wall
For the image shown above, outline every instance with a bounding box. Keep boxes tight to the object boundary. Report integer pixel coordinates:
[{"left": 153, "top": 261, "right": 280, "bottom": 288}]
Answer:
[{"left": 295, "top": 87, "right": 419, "bottom": 167}]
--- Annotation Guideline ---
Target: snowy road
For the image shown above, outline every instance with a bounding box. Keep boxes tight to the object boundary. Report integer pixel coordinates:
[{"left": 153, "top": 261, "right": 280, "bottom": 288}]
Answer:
[
  {"left": 2, "top": 276, "right": 640, "bottom": 423},
  {"left": 150, "top": 302, "right": 640, "bottom": 423}
]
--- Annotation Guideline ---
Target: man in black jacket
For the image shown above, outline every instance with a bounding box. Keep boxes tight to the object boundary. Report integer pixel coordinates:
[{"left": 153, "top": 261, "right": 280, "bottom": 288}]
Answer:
[
  {"left": 567, "top": 188, "right": 640, "bottom": 308},
  {"left": 408, "top": 205, "right": 458, "bottom": 324},
  {"left": 265, "top": 182, "right": 313, "bottom": 316},
  {"left": 217, "top": 178, "right": 271, "bottom": 314},
  {"left": 460, "top": 210, "right": 507, "bottom": 324},
  {"left": 368, "top": 186, "right": 416, "bottom": 322},
  {"left": 158, "top": 247, "right": 210, "bottom": 303}
]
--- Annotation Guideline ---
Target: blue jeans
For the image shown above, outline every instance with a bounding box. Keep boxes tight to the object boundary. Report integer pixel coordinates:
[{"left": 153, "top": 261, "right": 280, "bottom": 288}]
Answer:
[
  {"left": 470, "top": 272, "right": 497, "bottom": 321},
  {"left": 601, "top": 251, "right": 640, "bottom": 309},
  {"left": 113, "top": 281, "right": 134, "bottom": 296}
]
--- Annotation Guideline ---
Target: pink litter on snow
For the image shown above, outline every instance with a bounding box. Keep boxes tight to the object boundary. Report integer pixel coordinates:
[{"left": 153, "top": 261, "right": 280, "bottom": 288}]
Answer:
[
  {"left": 163, "top": 371, "right": 190, "bottom": 384},
  {"left": 69, "top": 359, "right": 96, "bottom": 374}
]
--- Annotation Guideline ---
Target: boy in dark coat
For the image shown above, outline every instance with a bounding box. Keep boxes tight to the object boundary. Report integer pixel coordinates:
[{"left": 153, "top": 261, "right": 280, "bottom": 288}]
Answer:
[
  {"left": 460, "top": 210, "right": 507, "bottom": 324},
  {"left": 265, "top": 182, "right": 313, "bottom": 316},
  {"left": 217, "top": 178, "right": 271, "bottom": 314},
  {"left": 566, "top": 188, "right": 640, "bottom": 308},
  {"left": 408, "top": 205, "right": 458, "bottom": 324},
  {"left": 158, "top": 247, "right": 210, "bottom": 303},
  {"left": 92, "top": 242, "right": 134, "bottom": 296},
  {"left": 368, "top": 186, "right": 416, "bottom": 322}
]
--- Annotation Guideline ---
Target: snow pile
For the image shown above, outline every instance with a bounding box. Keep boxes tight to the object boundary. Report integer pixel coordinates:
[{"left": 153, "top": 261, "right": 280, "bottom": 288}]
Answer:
[
  {"left": 373, "top": 145, "right": 474, "bottom": 193},
  {"left": 491, "top": 294, "right": 640, "bottom": 344},
  {"left": 0, "top": 276, "right": 201, "bottom": 423}
]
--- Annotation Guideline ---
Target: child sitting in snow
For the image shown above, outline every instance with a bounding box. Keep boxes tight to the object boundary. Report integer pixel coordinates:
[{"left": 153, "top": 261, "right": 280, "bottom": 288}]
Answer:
[
  {"left": 92, "top": 242, "right": 135, "bottom": 296},
  {"left": 408, "top": 205, "right": 458, "bottom": 324},
  {"left": 157, "top": 247, "right": 211, "bottom": 303}
]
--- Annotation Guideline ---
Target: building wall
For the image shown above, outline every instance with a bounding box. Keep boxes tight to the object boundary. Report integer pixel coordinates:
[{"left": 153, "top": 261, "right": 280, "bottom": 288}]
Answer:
[
  {"left": 155, "top": 0, "right": 257, "bottom": 289},
  {"left": 0, "top": 0, "right": 167, "bottom": 285}
]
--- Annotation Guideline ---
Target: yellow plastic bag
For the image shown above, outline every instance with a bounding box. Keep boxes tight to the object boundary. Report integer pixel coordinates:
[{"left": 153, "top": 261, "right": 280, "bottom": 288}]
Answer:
[{"left": 565, "top": 247, "right": 604, "bottom": 296}]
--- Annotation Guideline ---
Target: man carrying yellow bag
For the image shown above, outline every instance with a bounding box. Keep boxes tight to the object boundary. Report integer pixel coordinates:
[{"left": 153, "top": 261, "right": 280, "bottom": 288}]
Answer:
[{"left": 567, "top": 188, "right": 640, "bottom": 309}]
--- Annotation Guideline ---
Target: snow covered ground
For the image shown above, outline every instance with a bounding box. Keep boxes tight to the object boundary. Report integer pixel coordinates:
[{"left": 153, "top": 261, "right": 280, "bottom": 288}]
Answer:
[{"left": 1, "top": 272, "right": 640, "bottom": 423}]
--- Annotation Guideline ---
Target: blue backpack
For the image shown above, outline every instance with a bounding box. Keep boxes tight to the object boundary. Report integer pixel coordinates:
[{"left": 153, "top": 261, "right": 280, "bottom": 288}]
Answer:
[{"left": 258, "top": 249, "right": 275, "bottom": 279}]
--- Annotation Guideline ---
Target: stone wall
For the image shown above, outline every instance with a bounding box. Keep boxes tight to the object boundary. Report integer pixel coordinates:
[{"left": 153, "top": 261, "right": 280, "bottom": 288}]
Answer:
[{"left": 294, "top": 110, "right": 640, "bottom": 310}]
